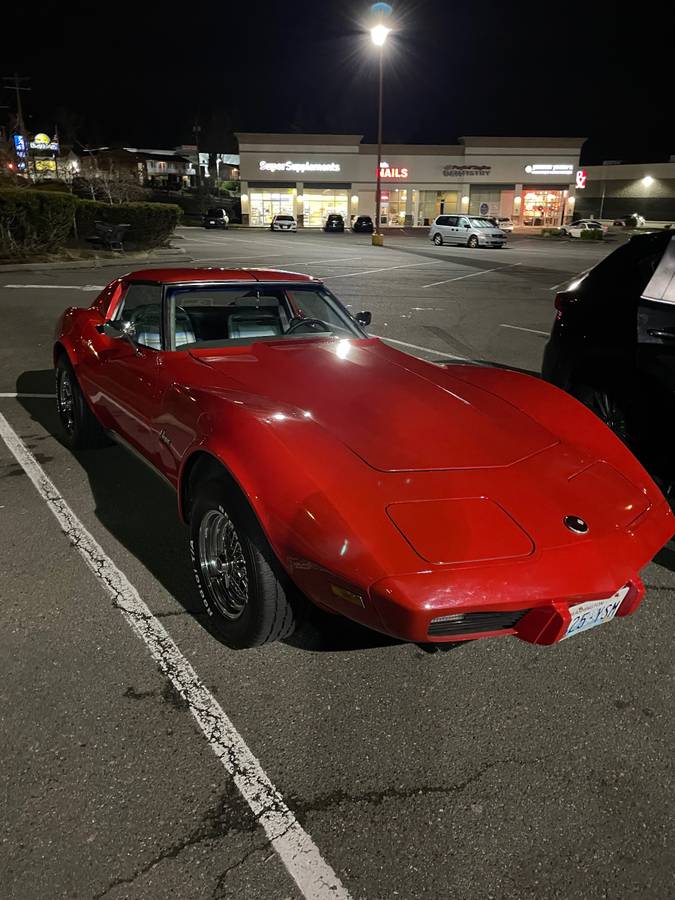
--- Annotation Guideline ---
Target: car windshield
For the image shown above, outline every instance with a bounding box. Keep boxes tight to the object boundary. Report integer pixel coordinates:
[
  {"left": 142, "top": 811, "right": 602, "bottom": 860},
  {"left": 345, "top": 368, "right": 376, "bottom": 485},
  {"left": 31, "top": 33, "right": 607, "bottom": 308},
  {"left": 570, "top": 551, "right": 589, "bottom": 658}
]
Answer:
[
  {"left": 469, "top": 218, "right": 495, "bottom": 228},
  {"left": 275, "top": 216, "right": 293, "bottom": 221},
  {"left": 206, "top": 209, "right": 224, "bottom": 217},
  {"left": 167, "top": 284, "right": 364, "bottom": 350}
]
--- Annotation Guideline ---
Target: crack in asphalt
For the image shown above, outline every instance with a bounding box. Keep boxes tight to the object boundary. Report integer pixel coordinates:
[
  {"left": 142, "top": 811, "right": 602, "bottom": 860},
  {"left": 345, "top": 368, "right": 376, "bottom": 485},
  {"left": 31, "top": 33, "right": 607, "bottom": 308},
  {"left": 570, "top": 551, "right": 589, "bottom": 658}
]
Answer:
[
  {"left": 288, "top": 755, "right": 548, "bottom": 821},
  {"left": 92, "top": 792, "right": 260, "bottom": 900}
]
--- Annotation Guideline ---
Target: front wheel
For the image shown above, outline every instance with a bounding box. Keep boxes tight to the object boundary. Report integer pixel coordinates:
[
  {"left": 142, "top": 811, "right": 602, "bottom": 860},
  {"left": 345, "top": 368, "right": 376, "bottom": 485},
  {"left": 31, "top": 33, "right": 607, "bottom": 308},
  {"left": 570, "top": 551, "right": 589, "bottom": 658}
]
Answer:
[
  {"left": 55, "top": 355, "right": 109, "bottom": 450},
  {"left": 468, "top": 235, "right": 479, "bottom": 248},
  {"left": 433, "top": 233, "right": 443, "bottom": 246},
  {"left": 190, "top": 481, "right": 300, "bottom": 648}
]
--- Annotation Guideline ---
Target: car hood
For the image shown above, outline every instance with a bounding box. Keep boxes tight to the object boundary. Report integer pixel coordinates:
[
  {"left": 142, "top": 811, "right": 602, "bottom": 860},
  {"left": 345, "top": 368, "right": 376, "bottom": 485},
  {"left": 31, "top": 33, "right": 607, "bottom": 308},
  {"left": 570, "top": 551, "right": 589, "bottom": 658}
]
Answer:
[{"left": 190, "top": 338, "right": 558, "bottom": 472}]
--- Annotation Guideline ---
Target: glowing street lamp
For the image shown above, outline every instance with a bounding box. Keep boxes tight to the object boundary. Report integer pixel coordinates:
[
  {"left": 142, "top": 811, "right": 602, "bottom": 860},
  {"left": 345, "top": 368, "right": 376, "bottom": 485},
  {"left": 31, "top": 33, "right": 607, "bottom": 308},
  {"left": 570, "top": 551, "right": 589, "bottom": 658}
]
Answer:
[{"left": 370, "top": 3, "right": 393, "bottom": 246}]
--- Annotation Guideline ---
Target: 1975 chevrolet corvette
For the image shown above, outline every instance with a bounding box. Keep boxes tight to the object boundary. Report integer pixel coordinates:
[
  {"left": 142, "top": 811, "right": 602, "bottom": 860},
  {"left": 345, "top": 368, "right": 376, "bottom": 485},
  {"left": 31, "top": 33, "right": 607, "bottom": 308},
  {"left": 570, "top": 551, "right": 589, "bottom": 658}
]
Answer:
[{"left": 54, "top": 268, "right": 673, "bottom": 648}]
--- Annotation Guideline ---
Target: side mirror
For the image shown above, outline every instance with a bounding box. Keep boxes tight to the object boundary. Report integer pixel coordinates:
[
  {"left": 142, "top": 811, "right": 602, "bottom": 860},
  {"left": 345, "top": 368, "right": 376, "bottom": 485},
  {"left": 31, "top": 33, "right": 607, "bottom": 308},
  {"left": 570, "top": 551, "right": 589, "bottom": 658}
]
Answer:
[
  {"left": 355, "top": 311, "right": 372, "bottom": 327},
  {"left": 103, "top": 319, "right": 136, "bottom": 341},
  {"left": 463, "top": 223, "right": 471, "bottom": 228}
]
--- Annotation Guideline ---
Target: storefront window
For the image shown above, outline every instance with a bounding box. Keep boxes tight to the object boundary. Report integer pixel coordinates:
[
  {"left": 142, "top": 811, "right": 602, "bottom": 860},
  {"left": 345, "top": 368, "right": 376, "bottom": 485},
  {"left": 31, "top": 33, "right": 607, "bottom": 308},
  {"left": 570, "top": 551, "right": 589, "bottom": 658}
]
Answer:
[
  {"left": 520, "top": 190, "right": 564, "bottom": 226},
  {"left": 249, "top": 189, "right": 295, "bottom": 226},
  {"left": 304, "top": 189, "right": 349, "bottom": 227},
  {"left": 380, "top": 189, "right": 407, "bottom": 226},
  {"left": 416, "top": 191, "right": 458, "bottom": 226}
]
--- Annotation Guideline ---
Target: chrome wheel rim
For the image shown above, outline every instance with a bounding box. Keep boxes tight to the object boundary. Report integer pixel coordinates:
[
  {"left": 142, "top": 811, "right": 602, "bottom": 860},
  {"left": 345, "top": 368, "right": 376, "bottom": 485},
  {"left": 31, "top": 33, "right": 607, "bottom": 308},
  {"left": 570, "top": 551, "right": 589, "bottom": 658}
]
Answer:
[
  {"left": 198, "top": 509, "right": 248, "bottom": 620},
  {"left": 593, "top": 391, "right": 629, "bottom": 443},
  {"left": 57, "top": 368, "right": 75, "bottom": 434}
]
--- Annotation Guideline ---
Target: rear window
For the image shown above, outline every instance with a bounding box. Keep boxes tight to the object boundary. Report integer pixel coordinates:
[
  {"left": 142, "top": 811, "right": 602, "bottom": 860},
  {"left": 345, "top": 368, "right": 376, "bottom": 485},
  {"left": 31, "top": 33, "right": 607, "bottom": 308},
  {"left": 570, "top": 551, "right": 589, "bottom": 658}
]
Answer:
[
  {"left": 585, "top": 233, "right": 670, "bottom": 296},
  {"left": 206, "top": 208, "right": 224, "bottom": 217},
  {"left": 275, "top": 215, "right": 294, "bottom": 221}
]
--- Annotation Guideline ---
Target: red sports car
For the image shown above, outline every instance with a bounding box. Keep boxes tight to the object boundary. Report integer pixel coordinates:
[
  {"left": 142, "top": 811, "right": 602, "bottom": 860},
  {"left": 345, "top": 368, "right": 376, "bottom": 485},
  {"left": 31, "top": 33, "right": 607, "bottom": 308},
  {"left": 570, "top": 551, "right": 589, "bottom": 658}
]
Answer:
[{"left": 54, "top": 268, "right": 673, "bottom": 648}]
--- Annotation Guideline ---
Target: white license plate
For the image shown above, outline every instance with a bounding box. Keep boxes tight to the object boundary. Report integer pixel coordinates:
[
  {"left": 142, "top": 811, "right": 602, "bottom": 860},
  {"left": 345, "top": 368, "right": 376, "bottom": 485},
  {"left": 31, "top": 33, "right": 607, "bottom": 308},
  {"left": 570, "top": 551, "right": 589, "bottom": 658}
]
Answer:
[{"left": 562, "top": 586, "right": 630, "bottom": 640}]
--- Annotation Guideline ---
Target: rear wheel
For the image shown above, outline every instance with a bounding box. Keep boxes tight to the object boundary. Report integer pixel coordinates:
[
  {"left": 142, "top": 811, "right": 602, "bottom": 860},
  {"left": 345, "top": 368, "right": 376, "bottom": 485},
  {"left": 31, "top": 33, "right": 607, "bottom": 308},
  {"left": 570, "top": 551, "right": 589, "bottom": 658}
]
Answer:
[
  {"left": 468, "top": 235, "right": 479, "bottom": 248},
  {"left": 573, "top": 383, "right": 632, "bottom": 446},
  {"left": 190, "top": 480, "right": 300, "bottom": 648},
  {"left": 55, "top": 354, "right": 109, "bottom": 450},
  {"left": 433, "top": 233, "right": 443, "bottom": 246}
]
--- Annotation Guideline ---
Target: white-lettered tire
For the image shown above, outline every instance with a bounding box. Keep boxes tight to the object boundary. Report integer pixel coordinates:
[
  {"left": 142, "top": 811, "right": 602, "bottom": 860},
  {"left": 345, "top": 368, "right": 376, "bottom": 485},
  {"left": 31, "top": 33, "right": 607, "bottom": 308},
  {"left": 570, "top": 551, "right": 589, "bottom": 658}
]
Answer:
[
  {"left": 55, "top": 354, "right": 109, "bottom": 450},
  {"left": 190, "top": 480, "right": 299, "bottom": 648}
]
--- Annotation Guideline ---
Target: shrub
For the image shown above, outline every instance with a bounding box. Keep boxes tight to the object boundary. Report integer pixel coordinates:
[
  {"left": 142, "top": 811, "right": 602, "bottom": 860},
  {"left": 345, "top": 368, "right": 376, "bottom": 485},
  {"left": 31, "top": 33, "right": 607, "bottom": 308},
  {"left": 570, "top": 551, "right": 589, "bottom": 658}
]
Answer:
[
  {"left": 75, "top": 200, "right": 182, "bottom": 247},
  {"left": 542, "top": 227, "right": 564, "bottom": 237},
  {"left": 579, "top": 228, "right": 603, "bottom": 240},
  {"left": 0, "top": 189, "right": 77, "bottom": 258},
  {"left": 30, "top": 180, "right": 73, "bottom": 193}
]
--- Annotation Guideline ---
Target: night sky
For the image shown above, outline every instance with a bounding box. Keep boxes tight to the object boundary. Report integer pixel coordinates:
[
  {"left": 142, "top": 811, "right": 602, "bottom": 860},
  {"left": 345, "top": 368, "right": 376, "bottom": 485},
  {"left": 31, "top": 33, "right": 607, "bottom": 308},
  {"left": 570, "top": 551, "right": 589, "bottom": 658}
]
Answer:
[{"left": 3, "top": 1, "right": 672, "bottom": 164}]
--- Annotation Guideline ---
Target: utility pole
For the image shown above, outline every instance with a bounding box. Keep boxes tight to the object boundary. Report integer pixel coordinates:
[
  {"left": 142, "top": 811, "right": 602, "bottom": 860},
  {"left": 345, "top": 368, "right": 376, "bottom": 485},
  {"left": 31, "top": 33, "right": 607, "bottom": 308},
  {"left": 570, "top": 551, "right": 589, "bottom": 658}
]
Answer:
[
  {"left": 2, "top": 73, "right": 31, "bottom": 134},
  {"left": 192, "top": 121, "right": 202, "bottom": 191}
]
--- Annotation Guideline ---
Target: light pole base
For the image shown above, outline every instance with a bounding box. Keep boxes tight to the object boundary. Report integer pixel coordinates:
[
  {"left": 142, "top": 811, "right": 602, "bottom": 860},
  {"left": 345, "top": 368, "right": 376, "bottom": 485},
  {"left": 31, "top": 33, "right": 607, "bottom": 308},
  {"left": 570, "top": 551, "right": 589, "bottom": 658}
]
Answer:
[{"left": 371, "top": 233, "right": 384, "bottom": 247}]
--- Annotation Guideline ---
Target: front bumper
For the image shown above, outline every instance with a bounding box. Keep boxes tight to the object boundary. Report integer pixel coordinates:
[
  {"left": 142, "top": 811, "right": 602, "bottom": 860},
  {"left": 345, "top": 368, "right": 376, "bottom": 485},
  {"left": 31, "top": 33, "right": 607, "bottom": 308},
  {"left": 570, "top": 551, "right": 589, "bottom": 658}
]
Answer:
[{"left": 367, "top": 499, "right": 673, "bottom": 644}]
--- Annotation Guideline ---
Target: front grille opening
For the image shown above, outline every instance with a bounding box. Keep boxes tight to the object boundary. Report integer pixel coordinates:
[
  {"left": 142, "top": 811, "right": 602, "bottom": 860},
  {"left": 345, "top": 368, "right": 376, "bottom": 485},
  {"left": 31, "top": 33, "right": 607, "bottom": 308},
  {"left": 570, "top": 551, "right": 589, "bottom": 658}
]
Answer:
[{"left": 428, "top": 609, "right": 529, "bottom": 638}]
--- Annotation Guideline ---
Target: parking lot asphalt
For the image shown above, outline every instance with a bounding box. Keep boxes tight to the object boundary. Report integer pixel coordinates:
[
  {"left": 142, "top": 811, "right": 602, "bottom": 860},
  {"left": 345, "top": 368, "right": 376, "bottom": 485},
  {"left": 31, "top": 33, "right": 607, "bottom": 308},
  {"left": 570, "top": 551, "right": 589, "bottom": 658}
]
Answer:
[{"left": 1, "top": 229, "right": 674, "bottom": 900}]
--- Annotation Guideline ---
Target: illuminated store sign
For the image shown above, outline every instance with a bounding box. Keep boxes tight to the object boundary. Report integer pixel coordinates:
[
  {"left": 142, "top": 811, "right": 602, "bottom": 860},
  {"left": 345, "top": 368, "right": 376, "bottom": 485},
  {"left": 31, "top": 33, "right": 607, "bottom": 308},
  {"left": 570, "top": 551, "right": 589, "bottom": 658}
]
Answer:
[
  {"left": 259, "top": 160, "right": 341, "bottom": 174},
  {"left": 443, "top": 164, "right": 491, "bottom": 177},
  {"left": 525, "top": 163, "right": 574, "bottom": 175},
  {"left": 379, "top": 161, "right": 409, "bottom": 179},
  {"left": 13, "top": 134, "right": 27, "bottom": 157},
  {"left": 29, "top": 133, "right": 60, "bottom": 152},
  {"left": 575, "top": 169, "right": 587, "bottom": 189}
]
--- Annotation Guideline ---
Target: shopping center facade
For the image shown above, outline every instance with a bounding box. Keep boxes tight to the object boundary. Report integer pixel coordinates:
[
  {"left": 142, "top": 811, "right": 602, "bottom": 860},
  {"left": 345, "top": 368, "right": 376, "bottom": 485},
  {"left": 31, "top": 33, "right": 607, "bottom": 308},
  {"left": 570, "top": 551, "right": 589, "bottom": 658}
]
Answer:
[{"left": 236, "top": 133, "right": 586, "bottom": 228}]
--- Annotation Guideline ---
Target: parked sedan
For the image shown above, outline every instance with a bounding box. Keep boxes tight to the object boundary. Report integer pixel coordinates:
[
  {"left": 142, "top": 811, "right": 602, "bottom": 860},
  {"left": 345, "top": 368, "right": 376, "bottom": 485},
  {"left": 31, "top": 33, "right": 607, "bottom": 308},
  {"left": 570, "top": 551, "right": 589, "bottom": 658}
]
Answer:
[
  {"left": 270, "top": 214, "right": 297, "bottom": 232},
  {"left": 543, "top": 230, "right": 675, "bottom": 496},
  {"left": 429, "top": 215, "right": 506, "bottom": 248},
  {"left": 54, "top": 267, "right": 672, "bottom": 649},
  {"left": 561, "top": 220, "right": 606, "bottom": 238},
  {"left": 495, "top": 217, "right": 514, "bottom": 232},
  {"left": 203, "top": 208, "right": 229, "bottom": 229},
  {"left": 324, "top": 214, "right": 345, "bottom": 233},
  {"left": 352, "top": 215, "right": 374, "bottom": 233},
  {"left": 614, "top": 213, "right": 647, "bottom": 228}
]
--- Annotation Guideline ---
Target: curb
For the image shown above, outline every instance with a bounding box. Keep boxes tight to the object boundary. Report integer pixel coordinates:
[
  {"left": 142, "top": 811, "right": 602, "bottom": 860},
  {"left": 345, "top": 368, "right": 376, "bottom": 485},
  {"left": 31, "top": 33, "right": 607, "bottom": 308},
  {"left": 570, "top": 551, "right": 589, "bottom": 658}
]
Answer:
[{"left": 0, "top": 248, "right": 191, "bottom": 274}]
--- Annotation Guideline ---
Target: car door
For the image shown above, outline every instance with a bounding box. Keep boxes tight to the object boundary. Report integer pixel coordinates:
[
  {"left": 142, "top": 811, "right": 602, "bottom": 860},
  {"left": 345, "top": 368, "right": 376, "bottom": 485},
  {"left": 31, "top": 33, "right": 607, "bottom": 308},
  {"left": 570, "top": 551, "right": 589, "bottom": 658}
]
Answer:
[
  {"left": 637, "top": 235, "right": 675, "bottom": 394},
  {"left": 446, "top": 216, "right": 459, "bottom": 244},
  {"left": 94, "top": 281, "right": 173, "bottom": 463}
]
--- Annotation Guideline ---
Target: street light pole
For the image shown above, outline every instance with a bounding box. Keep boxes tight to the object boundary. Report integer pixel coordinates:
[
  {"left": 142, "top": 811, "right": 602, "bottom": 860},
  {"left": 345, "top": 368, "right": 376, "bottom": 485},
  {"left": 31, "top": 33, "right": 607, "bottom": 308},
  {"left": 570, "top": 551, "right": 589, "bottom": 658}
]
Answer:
[
  {"left": 375, "top": 46, "right": 384, "bottom": 243},
  {"left": 370, "top": 17, "right": 390, "bottom": 246}
]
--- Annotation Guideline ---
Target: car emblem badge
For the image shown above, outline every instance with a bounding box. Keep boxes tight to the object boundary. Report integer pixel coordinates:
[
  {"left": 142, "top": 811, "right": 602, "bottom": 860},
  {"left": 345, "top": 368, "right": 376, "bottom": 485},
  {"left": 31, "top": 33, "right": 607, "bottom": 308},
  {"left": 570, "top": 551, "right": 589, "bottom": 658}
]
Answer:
[{"left": 564, "top": 515, "right": 589, "bottom": 534}]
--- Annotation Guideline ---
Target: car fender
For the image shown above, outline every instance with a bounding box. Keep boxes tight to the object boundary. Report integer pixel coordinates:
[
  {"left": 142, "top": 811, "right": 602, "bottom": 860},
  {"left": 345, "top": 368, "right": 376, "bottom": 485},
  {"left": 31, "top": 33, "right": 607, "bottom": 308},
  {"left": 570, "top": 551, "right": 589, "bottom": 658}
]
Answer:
[{"left": 447, "top": 364, "right": 663, "bottom": 501}]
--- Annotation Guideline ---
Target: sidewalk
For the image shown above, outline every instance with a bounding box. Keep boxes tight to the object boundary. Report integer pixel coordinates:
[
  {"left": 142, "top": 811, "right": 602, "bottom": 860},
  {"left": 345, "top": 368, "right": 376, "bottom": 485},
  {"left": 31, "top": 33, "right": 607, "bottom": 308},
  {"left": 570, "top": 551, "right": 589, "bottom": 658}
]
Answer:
[{"left": 0, "top": 245, "right": 191, "bottom": 274}]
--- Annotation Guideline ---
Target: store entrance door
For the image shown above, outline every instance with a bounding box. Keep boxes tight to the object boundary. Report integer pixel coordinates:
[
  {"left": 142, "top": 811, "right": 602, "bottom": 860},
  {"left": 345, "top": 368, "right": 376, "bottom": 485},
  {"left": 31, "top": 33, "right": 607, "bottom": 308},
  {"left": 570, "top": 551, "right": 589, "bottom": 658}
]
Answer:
[{"left": 521, "top": 190, "right": 564, "bottom": 226}]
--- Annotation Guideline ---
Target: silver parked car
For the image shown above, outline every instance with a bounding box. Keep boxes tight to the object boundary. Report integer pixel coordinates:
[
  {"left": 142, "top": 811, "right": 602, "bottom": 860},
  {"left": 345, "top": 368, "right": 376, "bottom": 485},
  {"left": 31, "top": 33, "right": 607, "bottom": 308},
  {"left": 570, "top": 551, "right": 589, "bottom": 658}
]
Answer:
[{"left": 429, "top": 215, "right": 506, "bottom": 248}]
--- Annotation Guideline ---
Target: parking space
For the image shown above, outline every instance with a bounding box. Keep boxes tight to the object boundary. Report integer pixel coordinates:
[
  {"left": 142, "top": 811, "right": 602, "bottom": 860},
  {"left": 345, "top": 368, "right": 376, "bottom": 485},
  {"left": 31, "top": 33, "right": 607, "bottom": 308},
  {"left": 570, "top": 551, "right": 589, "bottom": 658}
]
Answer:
[{"left": 1, "top": 229, "right": 674, "bottom": 900}]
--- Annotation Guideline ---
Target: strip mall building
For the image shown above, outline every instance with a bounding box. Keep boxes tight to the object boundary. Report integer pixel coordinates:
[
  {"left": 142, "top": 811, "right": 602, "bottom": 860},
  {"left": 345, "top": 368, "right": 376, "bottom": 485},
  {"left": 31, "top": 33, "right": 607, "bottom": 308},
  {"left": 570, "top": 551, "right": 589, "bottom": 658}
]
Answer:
[{"left": 236, "top": 133, "right": 585, "bottom": 228}]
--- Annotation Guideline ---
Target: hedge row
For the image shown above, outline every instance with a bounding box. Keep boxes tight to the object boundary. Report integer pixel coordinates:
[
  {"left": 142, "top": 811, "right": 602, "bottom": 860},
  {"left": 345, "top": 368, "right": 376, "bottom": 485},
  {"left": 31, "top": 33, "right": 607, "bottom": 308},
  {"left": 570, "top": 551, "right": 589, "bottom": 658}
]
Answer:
[
  {"left": 75, "top": 200, "right": 182, "bottom": 247},
  {"left": 0, "top": 189, "right": 77, "bottom": 257},
  {"left": 0, "top": 189, "right": 181, "bottom": 258}
]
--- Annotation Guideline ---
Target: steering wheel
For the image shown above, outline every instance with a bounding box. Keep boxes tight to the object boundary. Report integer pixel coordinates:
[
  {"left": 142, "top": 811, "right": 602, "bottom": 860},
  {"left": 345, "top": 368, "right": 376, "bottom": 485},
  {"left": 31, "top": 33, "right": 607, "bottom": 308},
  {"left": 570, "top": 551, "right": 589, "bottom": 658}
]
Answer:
[{"left": 286, "top": 317, "right": 330, "bottom": 335}]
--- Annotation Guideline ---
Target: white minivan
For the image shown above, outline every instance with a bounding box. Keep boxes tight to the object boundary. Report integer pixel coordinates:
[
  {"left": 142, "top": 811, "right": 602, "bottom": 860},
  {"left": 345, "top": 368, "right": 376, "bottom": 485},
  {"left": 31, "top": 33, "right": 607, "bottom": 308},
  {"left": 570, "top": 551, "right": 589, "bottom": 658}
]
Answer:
[{"left": 429, "top": 215, "right": 506, "bottom": 248}]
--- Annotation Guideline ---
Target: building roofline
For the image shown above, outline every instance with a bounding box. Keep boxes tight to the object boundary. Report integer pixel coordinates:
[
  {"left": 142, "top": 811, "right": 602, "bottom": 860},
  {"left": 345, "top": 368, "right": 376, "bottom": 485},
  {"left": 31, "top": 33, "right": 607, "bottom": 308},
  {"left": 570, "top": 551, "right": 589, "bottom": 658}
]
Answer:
[
  {"left": 460, "top": 136, "right": 586, "bottom": 149},
  {"left": 359, "top": 144, "right": 464, "bottom": 155},
  {"left": 235, "top": 133, "right": 363, "bottom": 146}
]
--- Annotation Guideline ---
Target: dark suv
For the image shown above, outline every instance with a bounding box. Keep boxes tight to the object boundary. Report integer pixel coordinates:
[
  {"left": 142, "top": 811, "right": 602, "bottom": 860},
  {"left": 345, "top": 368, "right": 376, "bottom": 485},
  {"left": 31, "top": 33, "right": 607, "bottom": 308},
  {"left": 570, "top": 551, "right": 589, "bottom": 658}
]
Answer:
[
  {"left": 543, "top": 231, "right": 675, "bottom": 492},
  {"left": 323, "top": 214, "right": 345, "bottom": 233},
  {"left": 352, "top": 215, "right": 374, "bottom": 233}
]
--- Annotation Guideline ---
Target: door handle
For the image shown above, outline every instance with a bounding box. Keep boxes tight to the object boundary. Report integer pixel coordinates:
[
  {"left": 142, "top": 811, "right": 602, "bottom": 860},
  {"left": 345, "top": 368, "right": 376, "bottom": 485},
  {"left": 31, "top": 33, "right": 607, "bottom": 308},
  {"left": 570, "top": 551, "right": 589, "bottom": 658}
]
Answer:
[{"left": 647, "top": 329, "right": 675, "bottom": 341}]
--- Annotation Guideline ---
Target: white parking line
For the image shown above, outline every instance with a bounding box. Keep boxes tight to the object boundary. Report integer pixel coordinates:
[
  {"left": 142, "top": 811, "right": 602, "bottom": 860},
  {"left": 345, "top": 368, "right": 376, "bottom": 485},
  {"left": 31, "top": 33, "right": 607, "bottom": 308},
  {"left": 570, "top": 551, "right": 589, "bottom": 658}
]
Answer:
[
  {"left": 3, "top": 284, "right": 105, "bottom": 291},
  {"left": 0, "top": 392, "right": 56, "bottom": 399},
  {"left": 372, "top": 334, "right": 469, "bottom": 361},
  {"left": 193, "top": 256, "right": 363, "bottom": 267},
  {"left": 322, "top": 261, "right": 438, "bottom": 280},
  {"left": 422, "top": 263, "right": 521, "bottom": 289},
  {"left": 0, "top": 412, "right": 351, "bottom": 900},
  {"left": 499, "top": 324, "right": 549, "bottom": 336}
]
